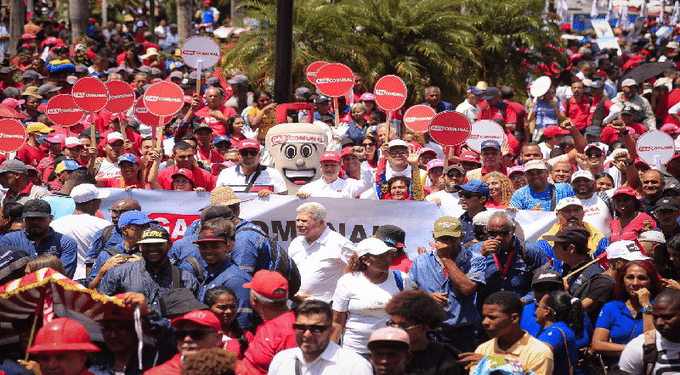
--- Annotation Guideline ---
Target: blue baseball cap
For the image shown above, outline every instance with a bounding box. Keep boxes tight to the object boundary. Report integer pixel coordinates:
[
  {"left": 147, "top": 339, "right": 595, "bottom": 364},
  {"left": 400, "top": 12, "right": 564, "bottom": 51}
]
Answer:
[
  {"left": 455, "top": 180, "right": 490, "bottom": 197},
  {"left": 118, "top": 154, "right": 139, "bottom": 164},
  {"left": 467, "top": 86, "right": 485, "bottom": 95},
  {"left": 118, "top": 210, "right": 155, "bottom": 228},
  {"left": 480, "top": 140, "right": 501, "bottom": 151},
  {"left": 212, "top": 135, "right": 230, "bottom": 146},
  {"left": 483, "top": 87, "right": 500, "bottom": 100},
  {"left": 55, "top": 159, "right": 85, "bottom": 174}
]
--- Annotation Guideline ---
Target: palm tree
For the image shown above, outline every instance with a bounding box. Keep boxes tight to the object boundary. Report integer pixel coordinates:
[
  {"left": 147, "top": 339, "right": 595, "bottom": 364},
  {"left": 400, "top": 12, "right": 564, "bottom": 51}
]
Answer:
[{"left": 222, "top": 0, "right": 560, "bottom": 105}]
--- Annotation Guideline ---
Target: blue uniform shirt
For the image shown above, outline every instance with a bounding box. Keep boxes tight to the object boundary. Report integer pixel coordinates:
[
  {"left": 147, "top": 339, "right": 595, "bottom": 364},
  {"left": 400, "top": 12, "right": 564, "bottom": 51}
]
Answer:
[
  {"left": 510, "top": 182, "right": 575, "bottom": 211},
  {"left": 232, "top": 219, "right": 272, "bottom": 275},
  {"left": 199, "top": 257, "right": 253, "bottom": 330},
  {"left": 409, "top": 249, "right": 486, "bottom": 328},
  {"left": 86, "top": 225, "right": 124, "bottom": 259},
  {"left": 0, "top": 228, "right": 77, "bottom": 278},
  {"left": 537, "top": 322, "right": 583, "bottom": 375}
]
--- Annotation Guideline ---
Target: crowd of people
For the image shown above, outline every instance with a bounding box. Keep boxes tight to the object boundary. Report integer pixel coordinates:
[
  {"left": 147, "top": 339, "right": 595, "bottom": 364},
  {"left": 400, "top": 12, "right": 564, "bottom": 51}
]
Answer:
[{"left": 4, "top": 8, "right": 680, "bottom": 375}]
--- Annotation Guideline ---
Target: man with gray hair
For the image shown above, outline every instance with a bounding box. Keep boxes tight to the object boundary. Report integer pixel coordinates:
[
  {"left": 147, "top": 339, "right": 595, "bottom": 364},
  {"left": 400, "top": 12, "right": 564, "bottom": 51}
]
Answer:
[
  {"left": 288, "top": 202, "right": 355, "bottom": 304},
  {"left": 242, "top": 270, "right": 297, "bottom": 375},
  {"left": 422, "top": 86, "right": 453, "bottom": 113}
]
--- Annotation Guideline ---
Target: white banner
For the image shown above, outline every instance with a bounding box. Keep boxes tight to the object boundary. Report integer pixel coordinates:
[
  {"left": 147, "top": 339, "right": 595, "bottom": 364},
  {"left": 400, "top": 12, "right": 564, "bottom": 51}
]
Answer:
[{"left": 98, "top": 189, "right": 559, "bottom": 259}]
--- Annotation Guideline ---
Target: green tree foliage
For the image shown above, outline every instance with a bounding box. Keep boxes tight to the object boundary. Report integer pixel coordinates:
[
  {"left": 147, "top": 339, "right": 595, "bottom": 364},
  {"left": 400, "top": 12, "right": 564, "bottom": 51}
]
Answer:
[{"left": 222, "top": 0, "right": 561, "bottom": 105}]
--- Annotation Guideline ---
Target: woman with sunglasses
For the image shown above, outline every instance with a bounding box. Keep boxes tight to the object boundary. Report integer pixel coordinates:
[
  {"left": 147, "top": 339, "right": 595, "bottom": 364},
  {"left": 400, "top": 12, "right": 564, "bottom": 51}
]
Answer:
[
  {"left": 592, "top": 260, "right": 664, "bottom": 367},
  {"left": 609, "top": 186, "right": 656, "bottom": 242},
  {"left": 204, "top": 286, "right": 253, "bottom": 359},
  {"left": 332, "top": 238, "right": 415, "bottom": 357},
  {"left": 360, "top": 135, "right": 379, "bottom": 170},
  {"left": 535, "top": 291, "right": 585, "bottom": 375}
]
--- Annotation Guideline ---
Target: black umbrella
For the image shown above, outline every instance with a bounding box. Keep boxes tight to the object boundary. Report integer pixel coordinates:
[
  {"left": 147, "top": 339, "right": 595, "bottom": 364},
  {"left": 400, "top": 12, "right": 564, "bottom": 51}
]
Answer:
[{"left": 619, "top": 61, "right": 674, "bottom": 89}]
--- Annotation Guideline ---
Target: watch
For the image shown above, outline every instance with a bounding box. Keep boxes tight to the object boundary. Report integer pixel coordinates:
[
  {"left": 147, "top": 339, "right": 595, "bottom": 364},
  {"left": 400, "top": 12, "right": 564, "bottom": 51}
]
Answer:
[
  {"left": 625, "top": 159, "right": 634, "bottom": 166},
  {"left": 640, "top": 305, "right": 653, "bottom": 314}
]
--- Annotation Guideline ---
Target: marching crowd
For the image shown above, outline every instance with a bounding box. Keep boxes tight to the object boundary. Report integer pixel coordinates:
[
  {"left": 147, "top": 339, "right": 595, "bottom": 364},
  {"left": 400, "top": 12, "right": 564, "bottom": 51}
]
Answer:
[{"left": 4, "top": 9, "right": 680, "bottom": 375}]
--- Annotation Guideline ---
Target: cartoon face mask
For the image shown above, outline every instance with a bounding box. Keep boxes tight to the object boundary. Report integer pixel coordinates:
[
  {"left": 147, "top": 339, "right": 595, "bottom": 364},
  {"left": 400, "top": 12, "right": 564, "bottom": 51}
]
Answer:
[{"left": 266, "top": 122, "right": 327, "bottom": 194}]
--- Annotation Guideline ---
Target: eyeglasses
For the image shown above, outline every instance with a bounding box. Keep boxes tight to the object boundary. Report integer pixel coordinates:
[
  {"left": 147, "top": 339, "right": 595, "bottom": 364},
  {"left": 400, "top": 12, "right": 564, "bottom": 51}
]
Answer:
[
  {"left": 586, "top": 151, "right": 603, "bottom": 158},
  {"left": 110, "top": 209, "right": 131, "bottom": 216},
  {"left": 176, "top": 329, "right": 216, "bottom": 340},
  {"left": 459, "top": 192, "right": 481, "bottom": 199},
  {"left": 362, "top": 142, "right": 376, "bottom": 147},
  {"left": 292, "top": 324, "right": 331, "bottom": 333},
  {"left": 239, "top": 150, "right": 259, "bottom": 157},
  {"left": 487, "top": 229, "right": 512, "bottom": 238},
  {"left": 389, "top": 150, "right": 408, "bottom": 156},
  {"left": 386, "top": 319, "right": 422, "bottom": 330}
]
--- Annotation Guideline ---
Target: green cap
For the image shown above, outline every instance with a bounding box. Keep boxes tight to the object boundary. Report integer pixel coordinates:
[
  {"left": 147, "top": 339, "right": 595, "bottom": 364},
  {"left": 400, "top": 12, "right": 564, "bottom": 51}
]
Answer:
[{"left": 432, "top": 217, "right": 462, "bottom": 239}]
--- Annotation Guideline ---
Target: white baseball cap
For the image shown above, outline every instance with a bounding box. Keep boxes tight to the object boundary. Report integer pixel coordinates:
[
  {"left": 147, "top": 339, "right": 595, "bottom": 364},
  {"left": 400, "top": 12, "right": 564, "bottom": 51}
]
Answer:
[
  {"left": 70, "top": 183, "right": 110, "bottom": 203},
  {"left": 571, "top": 170, "right": 594, "bottom": 182},
  {"left": 555, "top": 197, "right": 583, "bottom": 211},
  {"left": 355, "top": 237, "right": 395, "bottom": 258}
]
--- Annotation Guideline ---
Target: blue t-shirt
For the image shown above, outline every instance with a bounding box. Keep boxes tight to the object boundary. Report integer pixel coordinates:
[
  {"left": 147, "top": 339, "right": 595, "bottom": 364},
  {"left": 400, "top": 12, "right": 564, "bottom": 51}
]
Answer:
[
  {"left": 533, "top": 99, "right": 558, "bottom": 130},
  {"left": 510, "top": 182, "right": 575, "bottom": 211},
  {"left": 596, "top": 300, "right": 643, "bottom": 344},
  {"left": 521, "top": 302, "right": 593, "bottom": 350},
  {"left": 537, "top": 322, "right": 583, "bottom": 375}
]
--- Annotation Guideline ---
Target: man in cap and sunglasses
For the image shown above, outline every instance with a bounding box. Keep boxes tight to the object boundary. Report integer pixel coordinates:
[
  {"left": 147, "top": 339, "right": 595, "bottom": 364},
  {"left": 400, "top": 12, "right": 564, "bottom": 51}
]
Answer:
[
  {"left": 216, "top": 139, "right": 287, "bottom": 196},
  {"left": 425, "top": 164, "right": 465, "bottom": 218}
]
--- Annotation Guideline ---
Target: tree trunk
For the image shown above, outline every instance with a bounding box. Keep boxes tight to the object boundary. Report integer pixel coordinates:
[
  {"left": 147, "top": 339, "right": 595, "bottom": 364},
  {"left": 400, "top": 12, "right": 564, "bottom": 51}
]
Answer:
[
  {"left": 69, "top": 0, "right": 89, "bottom": 44},
  {"left": 231, "top": 0, "right": 244, "bottom": 21},
  {"left": 9, "top": 0, "right": 23, "bottom": 56},
  {"left": 177, "top": 0, "right": 192, "bottom": 44}
]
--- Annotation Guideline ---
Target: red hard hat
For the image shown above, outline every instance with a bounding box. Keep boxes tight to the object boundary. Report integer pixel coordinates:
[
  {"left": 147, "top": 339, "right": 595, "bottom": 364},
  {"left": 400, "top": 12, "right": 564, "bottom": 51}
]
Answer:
[{"left": 26, "top": 318, "right": 100, "bottom": 354}]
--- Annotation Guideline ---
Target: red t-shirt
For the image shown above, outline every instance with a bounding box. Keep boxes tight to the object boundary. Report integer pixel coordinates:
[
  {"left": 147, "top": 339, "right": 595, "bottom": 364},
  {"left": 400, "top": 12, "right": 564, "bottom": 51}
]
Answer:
[
  {"left": 390, "top": 254, "right": 413, "bottom": 273},
  {"left": 157, "top": 164, "right": 217, "bottom": 191},
  {"left": 561, "top": 95, "right": 591, "bottom": 130},
  {"left": 194, "top": 105, "right": 237, "bottom": 137},
  {"left": 196, "top": 147, "right": 224, "bottom": 165},
  {"left": 243, "top": 310, "right": 297, "bottom": 375},
  {"left": 16, "top": 143, "right": 47, "bottom": 167},
  {"left": 99, "top": 178, "right": 148, "bottom": 189},
  {"left": 610, "top": 212, "right": 656, "bottom": 242}
]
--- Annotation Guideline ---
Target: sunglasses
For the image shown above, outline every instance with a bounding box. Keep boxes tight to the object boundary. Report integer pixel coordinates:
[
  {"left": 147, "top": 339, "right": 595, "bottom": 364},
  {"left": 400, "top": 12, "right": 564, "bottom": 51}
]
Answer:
[
  {"left": 362, "top": 142, "right": 376, "bottom": 147},
  {"left": 487, "top": 229, "right": 512, "bottom": 238},
  {"left": 586, "top": 151, "right": 603, "bottom": 158},
  {"left": 446, "top": 172, "right": 463, "bottom": 178},
  {"left": 176, "top": 329, "right": 216, "bottom": 340},
  {"left": 386, "top": 319, "right": 422, "bottom": 331},
  {"left": 239, "top": 150, "right": 259, "bottom": 157},
  {"left": 460, "top": 192, "right": 481, "bottom": 199},
  {"left": 292, "top": 324, "right": 331, "bottom": 333}
]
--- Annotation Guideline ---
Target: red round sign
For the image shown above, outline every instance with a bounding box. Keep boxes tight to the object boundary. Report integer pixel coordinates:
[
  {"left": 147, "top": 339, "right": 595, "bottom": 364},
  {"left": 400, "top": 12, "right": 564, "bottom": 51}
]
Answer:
[
  {"left": 374, "top": 75, "right": 407, "bottom": 111},
  {"left": 105, "top": 80, "right": 136, "bottom": 114},
  {"left": 46, "top": 94, "right": 85, "bottom": 127},
  {"left": 143, "top": 82, "right": 184, "bottom": 117},
  {"left": 306, "top": 61, "right": 327, "bottom": 85},
  {"left": 72, "top": 77, "right": 109, "bottom": 112},
  {"left": 134, "top": 97, "right": 173, "bottom": 127},
  {"left": 428, "top": 111, "right": 471, "bottom": 146},
  {"left": 0, "top": 119, "right": 27, "bottom": 153},
  {"left": 403, "top": 105, "right": 436, "bottom": 132},
  {"left": 314, "top": 63, "right": 354, "bottom": 97}
]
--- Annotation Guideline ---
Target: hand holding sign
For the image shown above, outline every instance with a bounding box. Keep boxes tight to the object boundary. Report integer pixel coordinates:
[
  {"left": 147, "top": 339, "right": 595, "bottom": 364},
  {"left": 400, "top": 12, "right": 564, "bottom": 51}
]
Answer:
[{"left": 428, "top": 111, "right": 471, "bottom": 146}]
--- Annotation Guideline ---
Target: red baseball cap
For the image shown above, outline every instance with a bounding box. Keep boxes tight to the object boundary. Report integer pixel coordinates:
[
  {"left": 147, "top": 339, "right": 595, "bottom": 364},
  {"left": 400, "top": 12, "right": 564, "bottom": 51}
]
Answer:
[
  {"left": 543, "top": 125, "right": 569, "bottom": 138},
  {"left": 243, "top": 270, "right": 288, "bottom": 300},
  {"left": 171, "top": 310, "right": 221, "bottom": 332},
  {"left": 172, "top": 168, "right": 194, "bottom": 182},
  {"left": 612, "top": 186, "right": 641, "bottom": 200},
  {"left": 237, "top": 139, "right": 260, "bottom": 151},
  {"left": 340, "top": 147, "right": 355, "bottom": 158},
  {"left": 460, "top": 151, "right": 480, "bottom": 164},
  {"left": 320, "top": 151, "right": 341, "bottom": 163}
]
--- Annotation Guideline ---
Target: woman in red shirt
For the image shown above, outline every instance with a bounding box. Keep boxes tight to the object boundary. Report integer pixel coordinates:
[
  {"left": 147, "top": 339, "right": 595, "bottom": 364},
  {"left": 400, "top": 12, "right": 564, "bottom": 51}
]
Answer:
[{"left": 609, "top": 186, "right": 656, "bottom": 241}]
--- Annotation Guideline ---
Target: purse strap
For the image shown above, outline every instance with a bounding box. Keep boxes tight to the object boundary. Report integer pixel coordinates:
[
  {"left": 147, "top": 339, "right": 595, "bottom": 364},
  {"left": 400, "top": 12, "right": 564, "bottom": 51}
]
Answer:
[{"left": 556, "top": 327, "right": 574, "bottom": 375}]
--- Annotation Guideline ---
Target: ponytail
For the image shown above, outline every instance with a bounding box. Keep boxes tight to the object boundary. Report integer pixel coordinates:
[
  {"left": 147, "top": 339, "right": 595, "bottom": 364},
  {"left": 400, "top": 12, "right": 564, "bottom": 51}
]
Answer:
[{"left": 545, "top": 291, "right": 584, "bottom": 339}]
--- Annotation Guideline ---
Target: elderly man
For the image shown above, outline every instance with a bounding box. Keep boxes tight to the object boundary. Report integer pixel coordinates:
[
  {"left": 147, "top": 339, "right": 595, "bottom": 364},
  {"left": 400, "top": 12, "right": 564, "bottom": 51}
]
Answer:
[
  {"left": 641, "top": 169, "right": 667, "bottom": 218},
  {"left": 269, "top": 299, "right": 372, "bottom": 375},
  {"left": 296, "top": 151, "right": 370, "bottom": 198},
  {"left": 288, "top": 202, "right": 354, "bottom": 304},
  {"left": 243, "top": 270, "right": 298, "bottom": 375},
  {"left": 50, "top": 183, "right": 111, "bottom": 282},
  {"left": 0, "top": 159, "right": 50, "bottom": 205},
  {"left": 469, "top": 212, "right": 547, "bottom": 307},
  {"left": 156, "top": 141, "right": 217, "bottom": 191},
  {"left": 466, "top": 140, "right": 506, "bottom": 181},
  {"left": 190, "top": 87, "right": 238, "bottom": 136},
  {"left": 456, "top": 180, "right": 489, "bottom": 245},
  {"left": 408, "top": 216, "right": 485, "bottom": 353},
  {"left": 0, "top": 199, "right": 77, "bottom": 277},
  {"left": 611, "top": 78, "right": 656, "bottom": 131},
  {"left": 216, "top": 139, "right": 287, "bottom": 196},
  {"left": 422, "top": 86, "right": 453, "bottom": 113},
  {"left": 510, "top": 159, "right": 574, "bottom": 210},
  {"left": 618, "top": 289, "right": 680, "bottom": 374},
  {"left": 455, "top": 84, "right": 484, "bottom": 122},
  {"left": 21, "top": 318, "right": 100, "bottom": 375}
]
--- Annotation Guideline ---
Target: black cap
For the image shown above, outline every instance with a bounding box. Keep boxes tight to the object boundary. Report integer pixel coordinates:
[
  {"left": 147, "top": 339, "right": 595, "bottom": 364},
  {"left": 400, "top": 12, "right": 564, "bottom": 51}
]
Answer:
[
  {"left": 542, "top": 226, "right": 589, "bottom": 248},
  {"left": 531, "top": 269, "right": 563, "bottom": 287},
  {"left": 374, "top": 225, "right": 406, "bottom": 248},
  {"left": 590, "top": 80, "right": 604, "bottom": 89},
  {"left": 664, "top": 183, "right": 680, "bottom": 195},
  {"left": 200, "top": 204, "right": 235, "bottom": 223},
  {"left": 655, "top": 197, "right": 679, "bottom": 211},
  {"left": 22, "top": 199, "right": 51, "bottom": 218},
  {"left": 80, "top": 127, "right": 102, "bottom": 139},
  {"left": 621, "top": 105, "right": 636, "bottom": 115},
  {"left": 159, "top": 288, "right": 208, "bottom": 318},
  {"left": 314, "top": 96, "right": 330, "bottom": 104}
]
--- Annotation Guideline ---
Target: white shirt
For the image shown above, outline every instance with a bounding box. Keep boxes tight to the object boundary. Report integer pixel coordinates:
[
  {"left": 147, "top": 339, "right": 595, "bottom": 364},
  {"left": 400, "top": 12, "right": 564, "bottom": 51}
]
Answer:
[
  {"left": 96, "top": 159, "right": 120, "bottom": 180},
  {"left": 619, "top": 330, "right": 680, "bottom": 375},
  {"left": 538, "top": 142, "right": 552, "bottom": 159},
  {"left": 216, "top": 164, "right": 288, "bottom": 193},
  {"left": 298, "top": 177, "right": 366, "bottom": 198},
  {"left": 288, "top": 228, "right": 355, "bottom": 303},
  {"left": 578, "top": 193, "right": 612, "bottom": 238},
  {"left": 269, "top": 341, "right": 373, "bottom": 375},
  {"left": 50, "top": 214, "right": 112, "bottom": 281},
  {"left": 455, "top": 99, "right": 479, "bottom": 123},
  {"left": 426, "top": 190, "right": 464, "bottom": 218}
]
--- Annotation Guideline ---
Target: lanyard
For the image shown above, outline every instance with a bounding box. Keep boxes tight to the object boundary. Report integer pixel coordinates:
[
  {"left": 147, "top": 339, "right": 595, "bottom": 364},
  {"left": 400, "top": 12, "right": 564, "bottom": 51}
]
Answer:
[{"left": 493, "top": 249, "right": 516, "bottom": 279}]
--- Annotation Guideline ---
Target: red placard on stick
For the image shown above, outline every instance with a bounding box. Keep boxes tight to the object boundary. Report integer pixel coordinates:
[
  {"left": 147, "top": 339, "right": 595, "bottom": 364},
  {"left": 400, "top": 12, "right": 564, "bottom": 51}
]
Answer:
[
  {"left": 72, "top": 77, "right": 109, "bottom": 112},
  {"left": 403, "top": 105, "right": 436, "bottom": 132},
  {"left": 314, "top": 63, "right": 354, "bottom": 97},
  {"left": 306, "top": 61, "right": 327, "bottom": 85},
  {"left": 181, "top": 36, "right": 221, "bottom": 69},
  {"left": 105, "top": 80, "right": 136, "bottom": 114},
  {"left": 143, "top": 82, "right": 184, "bottom": 117},
  {"left": 46, "top": 94, "right": 85, "bottom": 127},
  {"left": 134, "top": 97, "right": 173, "bottom": 127},
  {"left": 374, "top": 75, "right": 407, "bottom": 111},
  {"left": 0, "top": 119, "right": 27, "bottom": 153},
  {"left": 636, "top": 130, "right": 675, "bottom": 166},
  {"left": 428, "top": 111, "right": 471, "bottom": 146}
]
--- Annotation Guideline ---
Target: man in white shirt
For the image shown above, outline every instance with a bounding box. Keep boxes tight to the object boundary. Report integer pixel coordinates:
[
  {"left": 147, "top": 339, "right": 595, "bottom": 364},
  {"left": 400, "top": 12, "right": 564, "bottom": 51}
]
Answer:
[
  {"left": 96, "top": 132, "right": 124, "bottom": 180},
  {"left": 426, "top": 165, "right": 465, "bottom": 218},
  {"left": 455, "top": 85, "right": 484, "bottom": 123},
  {"left": 216, "top": 139, "right": 287, "bottom": 196},
  {"left": 269, "top": 299, "right": 373, "bottom": 375},
  {"left": 296, "top": 150, "right": 370, "bottom": 199},
  {"left": 50, "top": 184, "right": 112, "bottom": 282},
  {"left": 288, "top": 202, "right": 355, "bottom": 304},
  {"left": 571, "top": 170, "right": 612, "bottom": 237}
]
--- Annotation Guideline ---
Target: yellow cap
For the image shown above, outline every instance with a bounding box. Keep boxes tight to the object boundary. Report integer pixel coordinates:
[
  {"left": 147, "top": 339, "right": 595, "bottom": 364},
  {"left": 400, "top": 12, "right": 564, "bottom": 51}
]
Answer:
[{"left": 26, "top": 122, "right": 54, "bottom": 134}]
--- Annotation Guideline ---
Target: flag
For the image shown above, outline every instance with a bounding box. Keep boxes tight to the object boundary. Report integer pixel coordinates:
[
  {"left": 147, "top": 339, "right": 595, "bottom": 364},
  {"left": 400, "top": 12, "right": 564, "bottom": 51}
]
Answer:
[{"left": 42, "top": 286, "right": 54, "bottom": 325}]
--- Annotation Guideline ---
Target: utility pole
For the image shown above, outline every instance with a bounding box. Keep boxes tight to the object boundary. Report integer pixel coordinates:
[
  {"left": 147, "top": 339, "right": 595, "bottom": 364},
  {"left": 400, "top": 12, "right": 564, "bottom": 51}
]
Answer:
[{"left": 274, "top": 0, "right": 292, "bottom": 104}]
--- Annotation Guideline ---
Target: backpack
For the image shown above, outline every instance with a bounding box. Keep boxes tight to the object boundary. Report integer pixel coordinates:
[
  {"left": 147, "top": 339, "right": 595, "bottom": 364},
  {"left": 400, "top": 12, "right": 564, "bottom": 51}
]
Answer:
[
  {"left": 235, "top": 225, "right": 301, "bottom": 298},
  {"left": 100, "top": 225, "right": 116, "bottom": 249}
]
